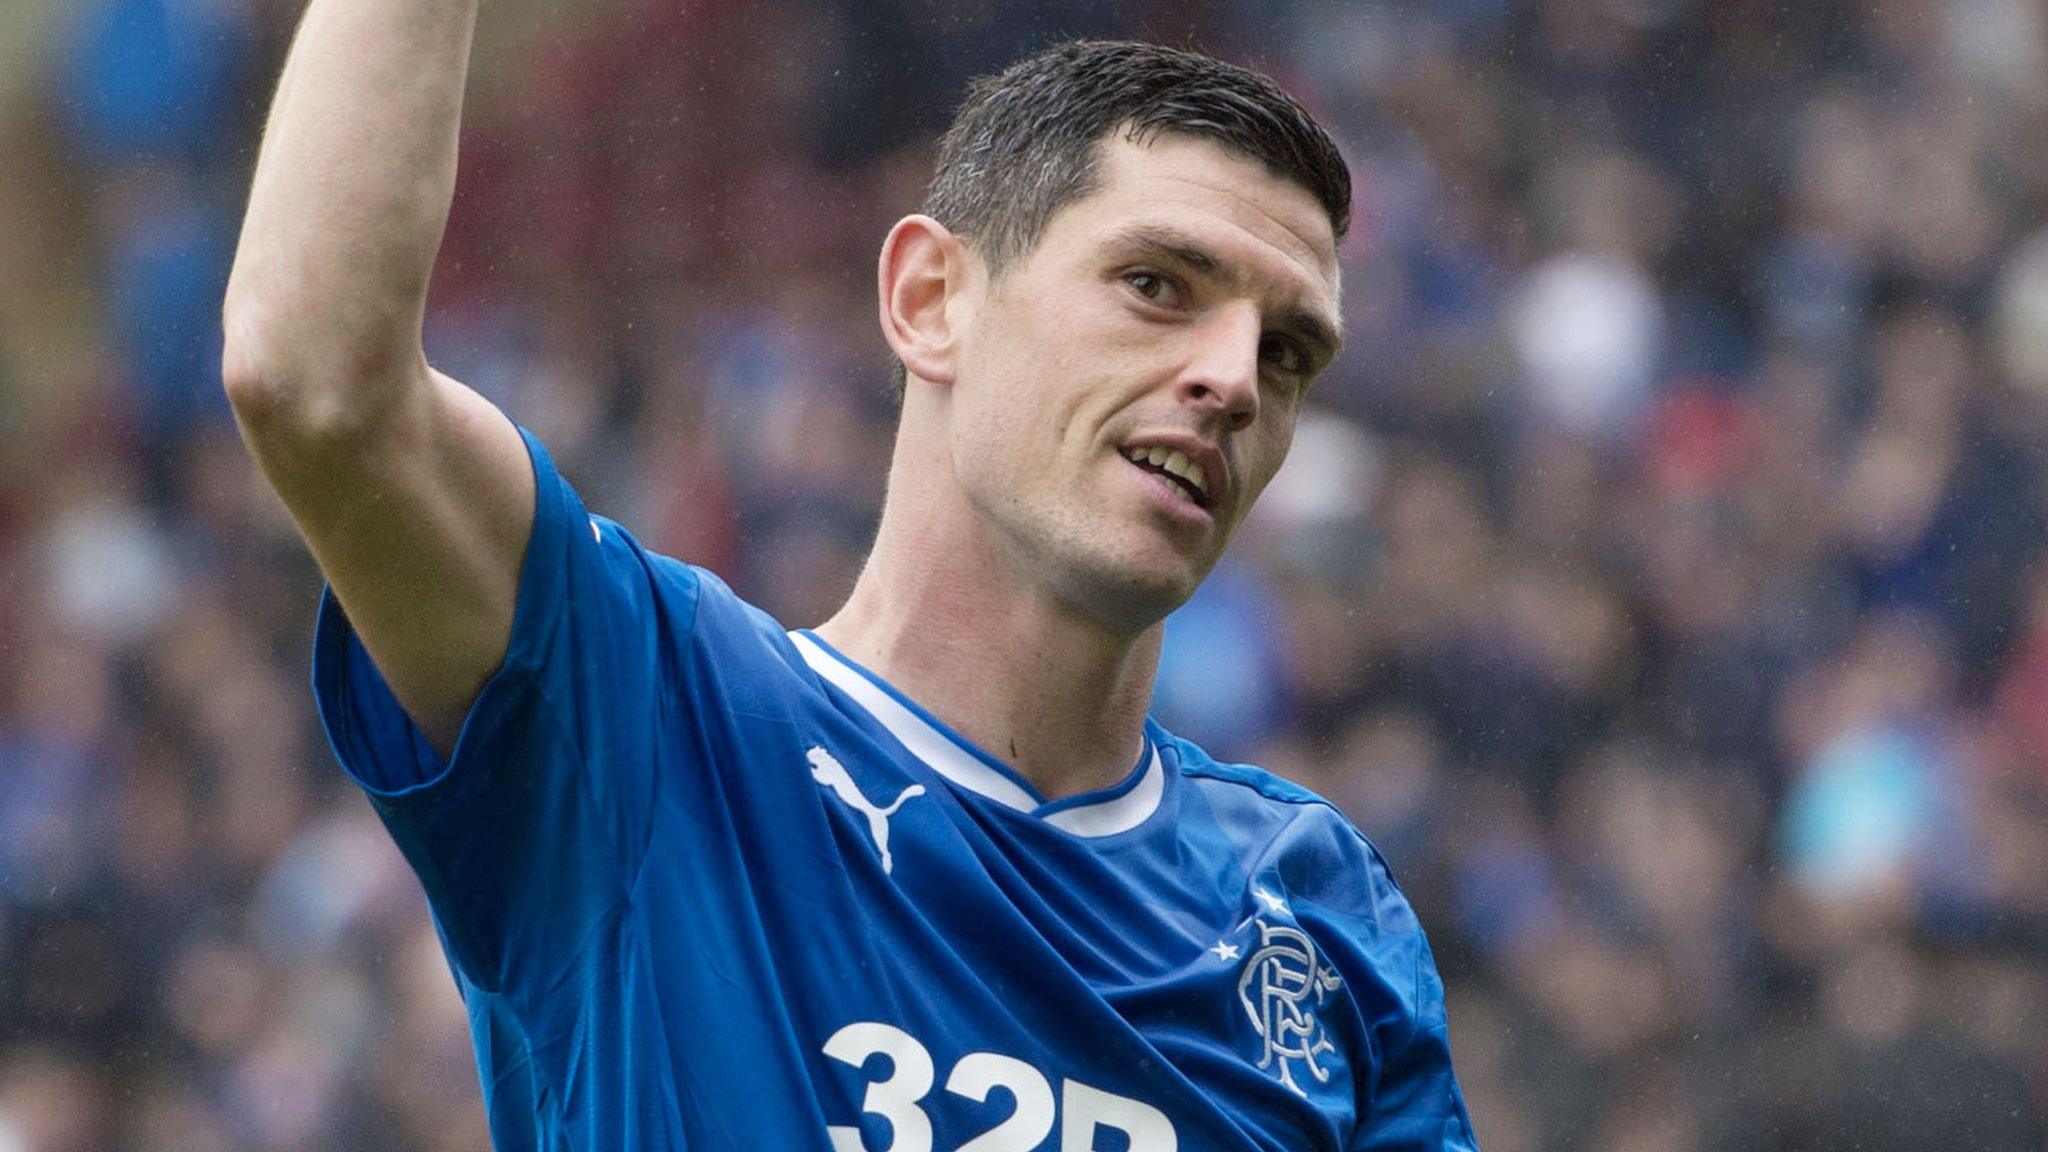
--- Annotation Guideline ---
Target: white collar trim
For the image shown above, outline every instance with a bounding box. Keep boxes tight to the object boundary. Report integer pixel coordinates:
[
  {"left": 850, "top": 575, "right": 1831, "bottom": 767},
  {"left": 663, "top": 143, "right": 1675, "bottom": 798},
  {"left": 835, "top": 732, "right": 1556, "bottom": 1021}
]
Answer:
[{"left": 790, "top": 632, "right": 1164, "bottom": 838}]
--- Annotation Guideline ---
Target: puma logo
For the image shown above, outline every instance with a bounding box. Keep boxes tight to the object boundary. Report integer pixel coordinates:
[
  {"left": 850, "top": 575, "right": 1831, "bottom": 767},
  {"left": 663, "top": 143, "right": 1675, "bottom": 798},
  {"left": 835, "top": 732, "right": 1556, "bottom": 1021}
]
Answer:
[{"left": 807, "top": 747, "right": 925, "bottom": 875}]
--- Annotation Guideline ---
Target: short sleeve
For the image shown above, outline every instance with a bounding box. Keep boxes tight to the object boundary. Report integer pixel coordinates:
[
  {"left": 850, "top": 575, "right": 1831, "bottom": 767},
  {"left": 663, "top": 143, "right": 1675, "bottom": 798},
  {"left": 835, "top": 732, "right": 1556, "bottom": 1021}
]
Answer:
[
  {"left": 1349, "top": 991, "right": 1479, "bottom": 1151},
  {"left": 1347, "top": 856, "right": 1480, "bottom": 1152},
  {"left": 312, "top": 426, "right": 701, "bottom": 994}
]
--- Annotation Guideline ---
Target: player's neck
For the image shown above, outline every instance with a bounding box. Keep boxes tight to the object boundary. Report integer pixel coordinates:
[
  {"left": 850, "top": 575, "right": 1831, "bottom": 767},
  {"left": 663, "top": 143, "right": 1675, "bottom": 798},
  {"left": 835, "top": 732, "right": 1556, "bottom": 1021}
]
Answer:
[{"left": 814, "top": 510, "right": 1159, "bottom": 802}]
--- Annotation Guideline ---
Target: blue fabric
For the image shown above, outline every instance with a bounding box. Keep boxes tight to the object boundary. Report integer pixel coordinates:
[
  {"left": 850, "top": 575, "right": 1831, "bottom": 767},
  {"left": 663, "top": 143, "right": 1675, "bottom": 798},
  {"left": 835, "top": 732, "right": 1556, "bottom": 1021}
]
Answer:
[{"left": 313, "top": 427, "right": 1477, "bottom": 1151}]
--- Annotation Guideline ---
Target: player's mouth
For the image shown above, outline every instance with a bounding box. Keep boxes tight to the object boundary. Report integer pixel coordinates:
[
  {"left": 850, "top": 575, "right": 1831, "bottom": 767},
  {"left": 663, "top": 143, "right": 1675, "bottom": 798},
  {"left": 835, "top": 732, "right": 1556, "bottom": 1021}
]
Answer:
[{"left": 1121, "top": 442, "right": 1218, "bottom": 511}]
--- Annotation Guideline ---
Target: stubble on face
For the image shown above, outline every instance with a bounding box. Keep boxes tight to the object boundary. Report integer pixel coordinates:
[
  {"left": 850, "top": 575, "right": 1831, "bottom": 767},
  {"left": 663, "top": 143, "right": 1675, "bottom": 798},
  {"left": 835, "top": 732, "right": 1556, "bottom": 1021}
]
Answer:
[{"left": 940, "top": 133, "right": 1342, "bottom": 633}]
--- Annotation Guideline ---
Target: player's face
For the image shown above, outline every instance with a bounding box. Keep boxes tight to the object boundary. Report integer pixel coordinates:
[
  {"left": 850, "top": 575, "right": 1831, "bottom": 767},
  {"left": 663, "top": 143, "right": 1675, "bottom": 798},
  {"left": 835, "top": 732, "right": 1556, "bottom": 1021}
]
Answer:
[{"left": 947, "top": 133, "right": 1343, "bottom": 629}]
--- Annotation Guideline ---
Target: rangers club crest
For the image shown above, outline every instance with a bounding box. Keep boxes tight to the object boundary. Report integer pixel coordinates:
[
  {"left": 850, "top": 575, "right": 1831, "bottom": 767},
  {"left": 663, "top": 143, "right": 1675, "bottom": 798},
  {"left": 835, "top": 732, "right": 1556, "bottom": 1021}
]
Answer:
[{"left": 1215, "top": 886, "right": 1343, "bottom": 1097}]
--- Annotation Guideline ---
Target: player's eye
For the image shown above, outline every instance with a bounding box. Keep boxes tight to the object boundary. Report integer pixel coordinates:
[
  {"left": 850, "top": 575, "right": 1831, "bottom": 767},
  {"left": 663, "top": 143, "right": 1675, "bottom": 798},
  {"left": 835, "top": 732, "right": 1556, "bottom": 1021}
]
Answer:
[
  {"left": 1123, "top": 270, "right": 1182, "bottom": 308},
  {"left": 1260, "top": 334, "right": 1311, "bottom": 378}
]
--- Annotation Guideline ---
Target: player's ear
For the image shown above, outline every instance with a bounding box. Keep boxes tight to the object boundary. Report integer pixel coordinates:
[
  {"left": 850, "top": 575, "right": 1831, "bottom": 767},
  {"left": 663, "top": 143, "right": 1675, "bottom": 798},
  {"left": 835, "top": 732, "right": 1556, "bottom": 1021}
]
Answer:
[{"left": 879, "top": 214, "right": 975, "bottom": 387}]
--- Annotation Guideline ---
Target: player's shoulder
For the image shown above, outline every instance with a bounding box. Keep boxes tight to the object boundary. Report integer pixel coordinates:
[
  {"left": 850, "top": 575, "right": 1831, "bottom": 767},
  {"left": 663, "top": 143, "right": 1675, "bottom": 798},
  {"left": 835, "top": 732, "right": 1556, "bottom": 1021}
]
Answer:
[
  {"left": 577, "top": 513, "right": 809, "bottom": 689},
  {"left": 583, "top": 515, "right": 777, "bottom": 629},
  {"left": 1162, "top": 729, "right": 1355, "bottom": 833},
  {"left": 1158, "top": 729, "right": 1409, "bottom": 908},
  {"left": 1164, "top": 732, "right": 1329, "bottom": 810}
]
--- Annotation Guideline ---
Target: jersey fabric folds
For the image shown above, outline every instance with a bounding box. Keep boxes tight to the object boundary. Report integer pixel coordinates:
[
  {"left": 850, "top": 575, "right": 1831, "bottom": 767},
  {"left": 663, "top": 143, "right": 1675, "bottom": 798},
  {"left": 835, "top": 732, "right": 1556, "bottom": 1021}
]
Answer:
[{"left": 312, "top": 428, "right": 1479, "bottom": 1152}]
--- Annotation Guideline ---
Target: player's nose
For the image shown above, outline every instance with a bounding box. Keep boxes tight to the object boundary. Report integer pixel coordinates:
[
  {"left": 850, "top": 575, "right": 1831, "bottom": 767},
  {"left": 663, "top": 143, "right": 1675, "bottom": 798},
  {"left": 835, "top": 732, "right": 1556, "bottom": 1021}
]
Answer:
[{"left": 1176, "top": 303, "right": 1261, "bottom": 433}]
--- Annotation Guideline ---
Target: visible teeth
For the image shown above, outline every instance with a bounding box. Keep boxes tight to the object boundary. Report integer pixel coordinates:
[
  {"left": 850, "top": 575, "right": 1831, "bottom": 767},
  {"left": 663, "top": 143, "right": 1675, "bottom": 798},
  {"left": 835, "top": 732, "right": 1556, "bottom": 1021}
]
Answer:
[
  {"left": 1123, "top": 444, "right": 1210, "bottom": 499},
  {"left": 1162, "top": 450, "right": 1208, "bottom": 495}
]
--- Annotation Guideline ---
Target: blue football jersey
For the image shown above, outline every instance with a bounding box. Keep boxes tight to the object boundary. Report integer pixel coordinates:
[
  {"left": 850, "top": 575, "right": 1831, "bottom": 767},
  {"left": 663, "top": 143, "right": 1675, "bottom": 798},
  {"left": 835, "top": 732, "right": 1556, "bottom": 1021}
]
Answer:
[{"left": 314, "top": 428, "right": 1478, "bottom": 1152}]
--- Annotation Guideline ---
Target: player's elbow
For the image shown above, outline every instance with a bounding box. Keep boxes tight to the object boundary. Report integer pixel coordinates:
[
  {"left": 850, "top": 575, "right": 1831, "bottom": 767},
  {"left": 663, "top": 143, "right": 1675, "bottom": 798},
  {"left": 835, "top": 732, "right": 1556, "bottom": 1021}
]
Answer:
[
  {"left": 220, "top": 291, "right": 290, "bottom": 417},
  {"left": 221, "top": 291, "right": 419, "bottom": 449}
]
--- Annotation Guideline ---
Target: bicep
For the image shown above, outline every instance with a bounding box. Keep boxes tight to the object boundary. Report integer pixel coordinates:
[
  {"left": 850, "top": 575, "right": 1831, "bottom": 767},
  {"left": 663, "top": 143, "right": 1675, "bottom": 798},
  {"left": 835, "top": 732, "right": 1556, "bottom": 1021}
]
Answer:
[
  {"left": 241, "top": 366, "right": 533, "bottom": 755},
  {"left": 311, "top": 411, "right": 697, "bottom": 993}
]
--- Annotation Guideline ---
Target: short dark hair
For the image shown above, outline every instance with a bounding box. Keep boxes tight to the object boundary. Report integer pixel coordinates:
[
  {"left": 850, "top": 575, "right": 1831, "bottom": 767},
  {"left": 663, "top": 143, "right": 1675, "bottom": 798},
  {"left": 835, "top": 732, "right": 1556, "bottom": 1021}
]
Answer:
[{"left": 896, "top": 40, "right": 1350, "bottom": 388}]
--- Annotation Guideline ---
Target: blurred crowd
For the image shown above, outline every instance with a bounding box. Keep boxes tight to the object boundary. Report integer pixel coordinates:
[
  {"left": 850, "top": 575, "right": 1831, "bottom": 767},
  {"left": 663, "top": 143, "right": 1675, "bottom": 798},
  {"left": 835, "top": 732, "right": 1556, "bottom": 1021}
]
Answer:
[{"left": 4, "top": 0, "right": 2048, "bottom": 1149}]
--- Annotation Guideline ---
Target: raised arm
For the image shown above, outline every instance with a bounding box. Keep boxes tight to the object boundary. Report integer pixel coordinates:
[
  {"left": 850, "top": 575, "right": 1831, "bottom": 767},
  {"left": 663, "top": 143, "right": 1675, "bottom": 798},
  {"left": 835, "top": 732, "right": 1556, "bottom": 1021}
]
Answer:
[{"left": 222, "top": 0, "right": 533, "bottom": 757}]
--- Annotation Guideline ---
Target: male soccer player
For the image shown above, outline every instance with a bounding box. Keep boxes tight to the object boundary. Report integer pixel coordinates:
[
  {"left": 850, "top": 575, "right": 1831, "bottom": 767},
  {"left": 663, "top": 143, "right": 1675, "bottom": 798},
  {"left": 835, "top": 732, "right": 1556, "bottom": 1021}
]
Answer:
[{"left": 223, "top": 1, "right": 1479, "bottom": 1148}]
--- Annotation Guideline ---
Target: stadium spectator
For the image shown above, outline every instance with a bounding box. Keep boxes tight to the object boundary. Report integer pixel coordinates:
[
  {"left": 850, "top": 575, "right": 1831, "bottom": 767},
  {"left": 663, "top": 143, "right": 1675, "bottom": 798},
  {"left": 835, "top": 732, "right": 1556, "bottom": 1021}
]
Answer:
[{"left": 2, "top": 1, "right": 2046, "bottom": 1148}]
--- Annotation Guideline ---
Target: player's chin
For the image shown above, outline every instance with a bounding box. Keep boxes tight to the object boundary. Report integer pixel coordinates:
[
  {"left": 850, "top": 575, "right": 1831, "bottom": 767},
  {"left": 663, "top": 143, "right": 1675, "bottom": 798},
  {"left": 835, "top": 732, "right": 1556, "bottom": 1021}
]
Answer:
[{"left": 1063, "top": 542, "right": 1210, "bottom": 627}]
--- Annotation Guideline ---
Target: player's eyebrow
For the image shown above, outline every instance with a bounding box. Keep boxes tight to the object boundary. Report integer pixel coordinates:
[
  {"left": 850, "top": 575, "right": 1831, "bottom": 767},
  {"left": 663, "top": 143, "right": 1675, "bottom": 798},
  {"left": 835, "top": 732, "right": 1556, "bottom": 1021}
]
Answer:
[{"left": 1106, "top": 223, "right": 1345, "bottom": 363}]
